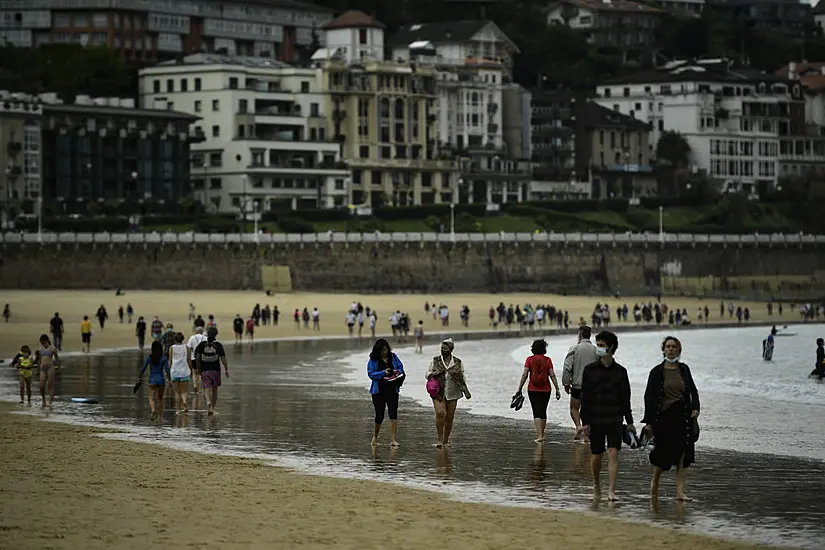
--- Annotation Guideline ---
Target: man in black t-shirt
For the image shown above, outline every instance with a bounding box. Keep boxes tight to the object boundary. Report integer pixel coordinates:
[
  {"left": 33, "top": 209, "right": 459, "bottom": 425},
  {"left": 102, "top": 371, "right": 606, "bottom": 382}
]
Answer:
[
  {"left": 135, "top": 317, "right": 147, "bottom": 350},
  {"left": 195, "top": 327, "right": 229, "bottom": 415},
  {"left": 232, "top": 314, "right": 244, "bottom": 343},
  {"left": 49, "top": 313, "right": 64, "bottom": 351}
]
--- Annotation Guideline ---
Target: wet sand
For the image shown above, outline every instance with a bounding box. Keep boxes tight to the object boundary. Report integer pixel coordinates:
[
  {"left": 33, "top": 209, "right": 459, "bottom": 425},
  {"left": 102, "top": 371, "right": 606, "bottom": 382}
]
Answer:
[
  {"left": 0, "top": 290, "right": 783, "bottom": 357},
  {"left": 0, "top": 404, "right": 785, "bottom": 550}
]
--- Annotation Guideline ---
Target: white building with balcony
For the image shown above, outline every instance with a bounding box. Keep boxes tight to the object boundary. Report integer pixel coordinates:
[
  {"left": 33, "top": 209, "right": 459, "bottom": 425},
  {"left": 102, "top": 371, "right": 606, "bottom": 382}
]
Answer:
[
  {"left": 138, "top": 53, "right": 349, "bottom": 213},
  {"left": 388, "top": 20, "right": 518, "bottom": 151},
  {"left": 594, "top": 59, "right": 805, "bottom": 191}
]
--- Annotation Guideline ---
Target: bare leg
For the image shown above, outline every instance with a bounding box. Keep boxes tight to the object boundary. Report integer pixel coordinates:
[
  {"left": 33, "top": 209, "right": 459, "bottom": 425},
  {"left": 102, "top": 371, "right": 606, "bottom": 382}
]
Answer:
[
  {"left": 590, "top": 454, "right": 603, "bottom": 498},
  {"left": 46, "top": 367, "right": 55, "bottom": 407},
  {"left": 676, "top": 454, "right": 692, "bottom": 501},
  {"left": 534, "top": 418, "right": 547, "bottom": 442},
  {"left": 371, "top": 423, "right": 381, "bottom": 446},
  {"left": 432, "top": 398, "right": 446, "bottom": 447},
  {"left": 39, "top": 370, "right": 47, "bottom": 407},
  {"left": 18, "top": 376, "right": 24, "bottom": 403},
  {"left": 570, "top": 398, "right": 582, "bottom": 438},
  {"left": 389, "top": 420, "right": 400, "bottom": 447},
  {"left": 208, "top": 387, "right": 218, "bottom": 413},
  {"left": 607, "top": 448, "right": 619, "bottom": 501},
  {"left": 443, "top": 399, "right": 458, "bottom": 446},
  {"left": 149, "top": 387, "right": 158, "bottom": 420},
  {"left": 651, "top": 466, "right": 663, "bottom": 499},
  {"left": 181, "top": 381, "right": 189, "bottom": 412},
  {"left": 25, "top": 377, "right": 32, "bottom": 405}
]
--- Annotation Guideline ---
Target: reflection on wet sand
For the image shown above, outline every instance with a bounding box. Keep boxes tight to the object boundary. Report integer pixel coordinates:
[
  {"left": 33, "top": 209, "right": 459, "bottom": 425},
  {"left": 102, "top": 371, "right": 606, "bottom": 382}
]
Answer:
[{"left": 434, "top": 448, "right": 452, "bottom": 477}]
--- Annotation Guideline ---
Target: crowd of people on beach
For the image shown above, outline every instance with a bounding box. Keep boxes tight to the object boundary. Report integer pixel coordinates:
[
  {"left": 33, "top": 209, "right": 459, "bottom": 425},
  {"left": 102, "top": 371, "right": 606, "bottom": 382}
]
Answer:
[{"left": 366, "top": 327, "right": 699, "bottom": 502}]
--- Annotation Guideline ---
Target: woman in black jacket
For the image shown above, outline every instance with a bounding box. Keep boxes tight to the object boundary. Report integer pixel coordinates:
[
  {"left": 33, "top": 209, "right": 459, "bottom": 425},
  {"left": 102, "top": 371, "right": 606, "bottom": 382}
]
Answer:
[{"left": 642, "top": 336, "right": 700, "bottom": 501}]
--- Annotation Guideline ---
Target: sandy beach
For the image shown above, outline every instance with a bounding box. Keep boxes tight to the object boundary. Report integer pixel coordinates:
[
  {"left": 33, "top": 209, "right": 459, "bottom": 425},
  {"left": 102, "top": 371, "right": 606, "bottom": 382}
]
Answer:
[
  {"left": 0, "top": 290, "right": 785, "bottom": 358},
  {"left": 0, "top": 404, "right": 784, "bottom": 550}
]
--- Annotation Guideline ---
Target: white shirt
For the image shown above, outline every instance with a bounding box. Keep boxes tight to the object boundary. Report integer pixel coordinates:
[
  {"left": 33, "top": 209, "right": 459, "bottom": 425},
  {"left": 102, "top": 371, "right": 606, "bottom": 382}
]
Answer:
[
  {"left": 169, "top": 343, "right": 190, "bottom": 378},
  {"left": 346, "top": 313, "right": 355, "bottom": 325},
  {"left": 187, "top": 333, "right": 207, "bottom": 360}
]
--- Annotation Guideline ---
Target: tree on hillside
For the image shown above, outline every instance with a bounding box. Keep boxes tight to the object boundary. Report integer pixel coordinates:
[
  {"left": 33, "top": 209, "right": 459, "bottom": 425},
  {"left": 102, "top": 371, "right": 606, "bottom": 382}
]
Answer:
[{"left": 654, "top": 131, "right": 693, "bottom": 198}]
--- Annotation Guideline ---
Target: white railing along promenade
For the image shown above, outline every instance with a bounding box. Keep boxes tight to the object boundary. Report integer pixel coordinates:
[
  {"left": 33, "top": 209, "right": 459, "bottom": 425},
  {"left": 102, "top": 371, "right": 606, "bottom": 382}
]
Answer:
[{"left": 1, "top": 232, "right": 824, "bottom": 246}]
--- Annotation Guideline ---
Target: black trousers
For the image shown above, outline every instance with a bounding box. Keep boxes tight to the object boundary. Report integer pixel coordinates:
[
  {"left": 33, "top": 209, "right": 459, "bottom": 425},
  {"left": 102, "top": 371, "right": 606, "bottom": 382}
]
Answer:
[
  {"left": 528, "top": 390, "right": 551, "bottom": 419},
  {"left": 371, "top": 388, "right": 399, "bottom": 424}
]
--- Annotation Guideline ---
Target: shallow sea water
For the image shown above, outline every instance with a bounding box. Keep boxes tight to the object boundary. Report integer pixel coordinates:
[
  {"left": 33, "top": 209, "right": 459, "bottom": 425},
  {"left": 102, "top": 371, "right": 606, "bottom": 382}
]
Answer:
[{"left": 2, "top": 325, "right": 824, "bottom": 548}]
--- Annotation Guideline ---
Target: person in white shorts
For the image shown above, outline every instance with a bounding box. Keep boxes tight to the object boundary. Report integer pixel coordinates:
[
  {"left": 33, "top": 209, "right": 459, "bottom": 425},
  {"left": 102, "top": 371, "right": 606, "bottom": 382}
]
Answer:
[
  {"left": 187, "top": 327, "right": 207, "bottom": 395},
  {"left": 168, "top": 332, "right": 191, "bottom": 413}
]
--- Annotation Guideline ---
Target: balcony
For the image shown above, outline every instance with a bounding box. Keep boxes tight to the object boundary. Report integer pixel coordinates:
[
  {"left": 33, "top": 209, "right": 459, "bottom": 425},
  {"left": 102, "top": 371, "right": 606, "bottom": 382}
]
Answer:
[
  {"left": 6, "top": 141, "right": 21, "bottom": 154},
  {"left": 591, "top": 163, "right": 653, "bottom": 173},
  {"left": 189, "top": 129, "right": 206, "bottom": 143}
]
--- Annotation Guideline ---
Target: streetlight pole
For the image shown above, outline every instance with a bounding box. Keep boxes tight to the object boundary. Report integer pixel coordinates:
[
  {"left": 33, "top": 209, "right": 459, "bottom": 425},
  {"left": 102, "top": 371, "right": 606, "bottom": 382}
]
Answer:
[{"left": 658, "top": 205, "right": 664, "bottom": 243}]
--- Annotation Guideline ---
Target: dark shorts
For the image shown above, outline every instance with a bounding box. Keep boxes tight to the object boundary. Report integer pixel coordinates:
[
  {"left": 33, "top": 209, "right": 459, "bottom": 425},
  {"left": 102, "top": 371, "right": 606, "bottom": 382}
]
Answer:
[
  {"left": 589, "top": 423, "right": 623, "bottom": 455},
  {"left": 570, "top": 388, "right": 581, "bottom": 400},
  {"left": 81, "top": 333, "right": 91, "bottom": 344},
  {"left": 201, "top": 370, "right": 221, "bottom": 389}
]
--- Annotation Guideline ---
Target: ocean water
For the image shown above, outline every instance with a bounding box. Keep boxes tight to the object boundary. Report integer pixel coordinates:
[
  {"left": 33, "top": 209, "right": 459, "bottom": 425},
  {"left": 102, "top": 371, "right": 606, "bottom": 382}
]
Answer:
[{"left": 1, "top": 325, "right": 824, "bottom": 548}]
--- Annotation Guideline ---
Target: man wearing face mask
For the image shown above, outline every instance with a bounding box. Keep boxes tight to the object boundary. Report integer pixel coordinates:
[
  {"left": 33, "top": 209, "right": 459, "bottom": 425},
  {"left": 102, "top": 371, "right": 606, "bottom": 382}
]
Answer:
[
  {"left": 562, "top": 325, "right": 598, "bottom": 441},
  {"left": 578, "top": 330, "right": 634, "bottom": 502}
]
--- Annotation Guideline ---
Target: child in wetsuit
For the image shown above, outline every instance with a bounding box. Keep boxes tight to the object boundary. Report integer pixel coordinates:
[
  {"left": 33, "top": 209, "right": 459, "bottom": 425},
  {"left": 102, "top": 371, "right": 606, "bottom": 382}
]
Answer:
[{"left": 11, "top": 345, "right": 35, "bottom": 405}]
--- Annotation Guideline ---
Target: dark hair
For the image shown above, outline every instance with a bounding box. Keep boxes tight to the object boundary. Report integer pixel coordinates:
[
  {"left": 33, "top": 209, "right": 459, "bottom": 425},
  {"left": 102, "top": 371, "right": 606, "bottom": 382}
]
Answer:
[
  {"left": 175, "top": 332, "right": 185, "bottom": 343},
  {"left": 531, "top": 338, "right": 548, "bottom": 355},
  {"left": 39, "top": 334, "right": 50, "bottom": 345},
  {"left": 83, "top": 315, "right": 88, "bottom": 320},
  {"left": 369, "top": 338, "right": 391, "bottom": 362},
  {"left": 818, "top": 338, "right": 824, "bottom": 346},
  {"left": 661, "top": 335, "right": 682, "bottom": 355},
  {"left": 595, "top": 330, "right": 619, "bottom": 354},
  {"left": 20, "top": 345, "right": 31, "bottom": 354},
  {"left": 149, "top": 341, "right": 163, "bottom": 364},
  {"left": 578, "top": 325, "right": 592, "bottom": 339}
]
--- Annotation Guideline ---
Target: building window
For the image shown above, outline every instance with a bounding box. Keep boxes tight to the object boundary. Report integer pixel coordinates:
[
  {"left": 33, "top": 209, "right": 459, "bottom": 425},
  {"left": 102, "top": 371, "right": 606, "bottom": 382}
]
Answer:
[
  {"left": 210, "top": 178, "right": 222, "bottom": 189},
  {"left": 166, "top": 79, "right": 173, "bottom": 92},
  {"left": 623, "top": 87, "right": 630, "bottom": 97},
  {"left": 238, "top": 125, "right": 245, "bottom": 138},
  {"left": 229, "top": 77, "right": 238, "bottom": 89},
  {"left": 180, "top": 79, "right": 188, "bottom": 92},
  {"left": 194, "top": 100, "right": 202, "bottom": 112},
  {"left": 212, "top": 99, "right": 219, "bottom": 111},
  {"left": 301, "top": 81, "right": 310, "bottom": 93},
  {"left": 310, "top": 103, "right": 319, "bottom": 116},
  {"left": 335, "top": 178, "right": 344, "bottom": 190},
  {"left": 167, "top": 102, "right": 174, "bottom": 110},
  {"left": 359, "top": 29, "right": 367, "bottom": 44},
  {"left": 195, "top": 78, "right": 202, "bottom": 91},
  {"left": 212, "top": 125, "right": 220, "bottom": 137},
  {"left": 371, "top": 171, "right": 381, "bottom": 185},
  {"left": 239, "top": 99, "right": 248, "bottom": 114},
  {"left": 359, "top": 145, "right": 369, "bottom": 158},
  {"left": 209, "top": 152, "right": 222, "bottom": 166},
  {"left": 153, "top": 80, "right": 160, "bottom": 93},
  {"left": 352, "top": 170, "right": 362, "bottom": 184}
]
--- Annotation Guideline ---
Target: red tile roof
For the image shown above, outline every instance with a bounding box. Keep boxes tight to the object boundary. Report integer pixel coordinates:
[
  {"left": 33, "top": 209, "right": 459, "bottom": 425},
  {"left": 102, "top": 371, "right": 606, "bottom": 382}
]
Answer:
[
  {"left": 322, "top": 10, "right": 386, "bottom": 30},
  {"left": 776, "top": 62, "right": 825, "bottom": 91}
]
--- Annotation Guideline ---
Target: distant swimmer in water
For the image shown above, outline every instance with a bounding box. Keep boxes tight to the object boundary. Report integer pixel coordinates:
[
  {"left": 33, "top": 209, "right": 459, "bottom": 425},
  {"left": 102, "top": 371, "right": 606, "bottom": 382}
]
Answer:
[
  {"left": 762, "top": 326, "right": 777, "bottom": 361},
  {"left": 810, "top": 338, "right": 825, "bottom": 380}
]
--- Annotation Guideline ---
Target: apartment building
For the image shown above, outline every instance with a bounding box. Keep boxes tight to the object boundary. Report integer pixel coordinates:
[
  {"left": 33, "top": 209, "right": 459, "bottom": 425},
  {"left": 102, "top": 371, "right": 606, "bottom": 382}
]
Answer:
[
  {"left": 707, "top": 0, "right": 809, "bottom": 36},
  {"left": 0, "top": 0, "right": 333, "bottom": 63},
  {"left": 139, "top": 53, "right": 350, "bottom": 212},
  {"left": 580, "top": 101, "right": 654, "bottom": 198},
  {"left": 816, "top": 1, "right": 825, "bottom": 33},
  {"left": 0, "top": 92, "right": 42, "bottom": 213},
  {"left": 775, "top": 61, "right": 825, "bottom": 179},
  {"left": 388, "top": 20, "right": 530, "bottom": 205},
  {"left": 595, "top": 59, "right": 805, "bottom": 192},
  {"left": 528, "top": 89, "right": 585, "bottom": 199},
  {"left": 313, "top": 11, "right": 457, "bottom": 207},
  {"left": 545, "top": 0, "right": 665, "bottom": 66}
]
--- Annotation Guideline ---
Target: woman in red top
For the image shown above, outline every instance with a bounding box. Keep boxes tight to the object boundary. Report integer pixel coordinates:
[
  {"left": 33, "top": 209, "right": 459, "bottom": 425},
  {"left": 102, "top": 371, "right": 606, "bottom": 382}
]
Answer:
[{"left": 516, "top": 339, "right": 562, "bottom": 443}]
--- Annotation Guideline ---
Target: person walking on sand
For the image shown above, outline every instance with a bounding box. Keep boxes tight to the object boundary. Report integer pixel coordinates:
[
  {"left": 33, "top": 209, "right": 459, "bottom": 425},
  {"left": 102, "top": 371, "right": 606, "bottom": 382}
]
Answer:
[
  {"left": 80, "top": 315, "right": 92, "bottom": 353},
  {"left": 644, "top": 336, "right": 700, "bottom": 502},
  {"left": 136, "top": 316, "right": 147, "bottom": 350},
  {"left": 2, "top": 303, "right": 9, "bottom": 322},
  {"left": 426, "top": 338, "right": 471, "bottom": 448},
  {"left": 150, "top": 316, "right": 163, "bottom": 341},
  {"left": 578, "top": 330, "right": 635, "bottom": 502},
  {"left": 414, "top": 321, "right": 424, "bottom": 353},
  {"left": 35, "top": 334, "right": 59, "bottom": 408},
  {"left": 12, "top": 345, "right": 35, "bottom": 406},
  {"left": 369, "top": 310, "right": 377, "bottom": 338},
  {"left": 246, "top": 316, "right": 255, "bottom": 343},
  {"left": 49, "top": 312, "right": 64, "bottom": 351},
  {"left": 96, "top": 305, "right": 108, "bottom": 331},
  {"left": 126, "top": 303, "right": 134, "bottom": 323},
  {"left": 118, "top": 305, "right": 124, "bottom": 324},
  {"left": 233, "top": 314, "right": 244, "bottom": 344},
  {"left": 346, "top": 311, "right": 356, "bottom": 336},
  {"left": 138, "top": 341, "right": 171, "bottom": 421},
  {"left": 195, "top": 326, "right": 229, "bottom": 416},
  {"left": 515, "top": 339, "right": 562, "bottom": 443},
  {"left": 367, "top": 338, "right": 405, "bottom": 447},
  {"left": 562, "top": 325, "right": 598, "bottom": 441},
  {"left": 187, "top": 327, "right": 207, "bottom": 395},
  {"left": 168, "top": 332, "right": 192, "bottom": 414}
]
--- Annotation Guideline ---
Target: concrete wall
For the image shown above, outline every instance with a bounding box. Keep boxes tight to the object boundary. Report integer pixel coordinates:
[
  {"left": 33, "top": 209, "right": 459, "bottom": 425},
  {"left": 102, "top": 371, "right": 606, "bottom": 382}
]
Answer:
[{"left": 1, "top": 241, "right": 823, "bottom": 294}]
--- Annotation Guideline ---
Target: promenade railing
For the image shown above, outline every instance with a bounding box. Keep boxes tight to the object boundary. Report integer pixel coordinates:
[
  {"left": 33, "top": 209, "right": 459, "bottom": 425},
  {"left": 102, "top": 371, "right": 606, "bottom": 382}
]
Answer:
[{"left": 1, "top": 232, "right": 824, "bottom": 246}]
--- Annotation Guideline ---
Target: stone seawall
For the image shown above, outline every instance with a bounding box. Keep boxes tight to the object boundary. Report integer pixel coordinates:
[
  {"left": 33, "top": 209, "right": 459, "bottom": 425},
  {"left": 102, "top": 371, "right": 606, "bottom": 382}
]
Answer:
[{"left": 1, "top": 241, "right": 823, "bottom": 294}]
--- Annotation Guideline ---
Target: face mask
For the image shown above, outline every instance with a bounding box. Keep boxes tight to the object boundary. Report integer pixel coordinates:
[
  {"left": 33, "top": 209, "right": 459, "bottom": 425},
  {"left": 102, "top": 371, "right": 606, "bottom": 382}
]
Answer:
[
  {"left": 595, "top": 346, "right": 609, "bottom": 357},
  {"left": 664, "top": 356, "right": 680, "bottom": 363}
]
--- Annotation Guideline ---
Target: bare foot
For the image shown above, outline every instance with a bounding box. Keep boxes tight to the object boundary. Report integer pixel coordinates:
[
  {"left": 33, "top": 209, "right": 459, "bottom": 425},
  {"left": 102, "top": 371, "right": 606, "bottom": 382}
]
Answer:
[
  {"left": 607, "top": 492, "right": 619, "bottom": 502},
  {"left": 390, "top": 440, "right": 400, "bottom": 447},
  {"left": 573, "top": 432, "right": 581, "bottom": 441},
  {"left": 434, "top": 442, "right": 443, "bottom": 449},
  {"left": 534, "top": 438, "right": 544, "bottom": 443},
  {"left": 150, "top": 411, "right": 157, "bottom": 421},
  {"left": 676, "top": 493, "right": 693, "bottom": 502},
  {"left": 370, "top": 438, "right": 378, "bottom": 447},
  {"left": 593, "top": 485, "right": 601, "bottom": 500}
]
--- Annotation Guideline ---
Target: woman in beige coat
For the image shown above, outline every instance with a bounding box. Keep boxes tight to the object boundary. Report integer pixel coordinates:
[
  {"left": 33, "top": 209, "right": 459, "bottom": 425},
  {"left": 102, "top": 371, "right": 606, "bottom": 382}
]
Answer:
[{"left": 426, "top": 338, "right": 471, "bottom": 448}]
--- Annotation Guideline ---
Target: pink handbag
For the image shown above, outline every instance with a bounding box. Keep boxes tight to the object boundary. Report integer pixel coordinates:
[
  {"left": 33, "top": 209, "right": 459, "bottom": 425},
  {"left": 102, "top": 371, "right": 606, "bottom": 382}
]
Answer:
[{"left": 426, "top": 377, "right": 441, "bottom": 398}]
